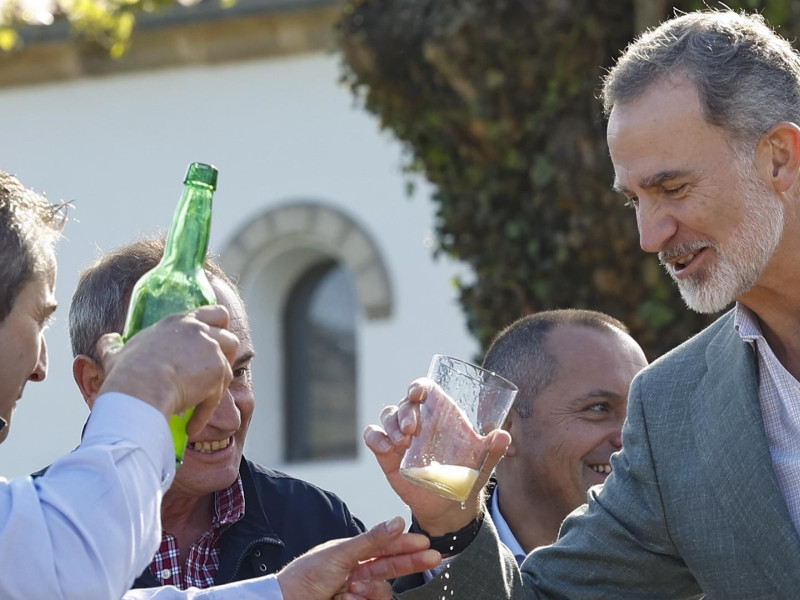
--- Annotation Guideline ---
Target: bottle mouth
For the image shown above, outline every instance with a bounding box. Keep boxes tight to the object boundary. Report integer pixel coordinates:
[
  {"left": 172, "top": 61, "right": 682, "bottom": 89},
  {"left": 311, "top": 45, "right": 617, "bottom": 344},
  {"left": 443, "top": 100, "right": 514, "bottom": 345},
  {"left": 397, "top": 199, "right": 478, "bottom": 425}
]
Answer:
[{"left": 185, "top": 162, "right": 218, "bottom": 190}]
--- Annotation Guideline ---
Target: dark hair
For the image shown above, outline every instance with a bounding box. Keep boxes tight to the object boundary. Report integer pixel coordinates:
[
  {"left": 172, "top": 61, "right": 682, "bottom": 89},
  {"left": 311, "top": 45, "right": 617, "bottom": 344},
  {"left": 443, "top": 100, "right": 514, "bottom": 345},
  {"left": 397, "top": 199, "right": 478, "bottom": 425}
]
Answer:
[
  {"left": 69, "top": 237, "right": 237, "bottom": 361},
  {"left": 0, "top": 171, "right": 65, "bottom": 323},
  {"left": 482, "top": 309, "right": 630, "bottom": 418},
  {"left": 602, "top": 9, "right": 800, "bottom": 157}
]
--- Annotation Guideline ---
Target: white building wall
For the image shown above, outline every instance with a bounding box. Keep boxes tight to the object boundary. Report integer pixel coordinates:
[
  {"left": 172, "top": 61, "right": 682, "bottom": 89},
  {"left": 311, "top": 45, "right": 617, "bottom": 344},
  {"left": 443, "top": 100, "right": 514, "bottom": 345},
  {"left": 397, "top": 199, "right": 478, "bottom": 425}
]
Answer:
[{"left": 0, "top": 51, "right": 478, "bottom": 527}]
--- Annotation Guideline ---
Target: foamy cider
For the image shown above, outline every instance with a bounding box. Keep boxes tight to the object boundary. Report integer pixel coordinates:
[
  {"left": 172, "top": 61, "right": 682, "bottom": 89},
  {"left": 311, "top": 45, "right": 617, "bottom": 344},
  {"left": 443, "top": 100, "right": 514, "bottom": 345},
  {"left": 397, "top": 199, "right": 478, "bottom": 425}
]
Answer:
[{"left": 400, "top": 463, "right": 480, "bottom": 502}]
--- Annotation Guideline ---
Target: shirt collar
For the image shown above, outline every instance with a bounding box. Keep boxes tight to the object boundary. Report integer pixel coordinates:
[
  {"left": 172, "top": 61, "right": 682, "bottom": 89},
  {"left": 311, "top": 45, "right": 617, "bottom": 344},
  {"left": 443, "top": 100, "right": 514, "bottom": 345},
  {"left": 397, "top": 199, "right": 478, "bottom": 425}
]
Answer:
[
  {"left": 734, "top": 302, "right": 764, "bottom": 343},
  {"left": 212, "top": 474, "right": 246, "bottom": 528},
  {"left": 490, "top": 485, "right": 526, "bottom": 565}
]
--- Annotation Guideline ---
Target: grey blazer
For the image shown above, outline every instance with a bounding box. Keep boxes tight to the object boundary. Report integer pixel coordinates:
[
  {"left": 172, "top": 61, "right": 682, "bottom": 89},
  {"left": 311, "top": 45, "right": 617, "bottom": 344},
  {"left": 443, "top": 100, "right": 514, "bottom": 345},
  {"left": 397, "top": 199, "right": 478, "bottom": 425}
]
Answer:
[{"left": 396, "top": 310, "right": 800, "bottom": 599}]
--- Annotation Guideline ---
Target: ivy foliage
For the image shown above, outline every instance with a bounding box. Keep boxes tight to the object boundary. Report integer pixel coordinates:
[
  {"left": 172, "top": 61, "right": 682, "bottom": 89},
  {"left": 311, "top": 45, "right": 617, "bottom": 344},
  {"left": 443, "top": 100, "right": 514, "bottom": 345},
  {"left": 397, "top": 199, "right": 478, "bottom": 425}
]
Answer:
[{"left": 337, "top": 0, "right": 795, "bottom": 359}]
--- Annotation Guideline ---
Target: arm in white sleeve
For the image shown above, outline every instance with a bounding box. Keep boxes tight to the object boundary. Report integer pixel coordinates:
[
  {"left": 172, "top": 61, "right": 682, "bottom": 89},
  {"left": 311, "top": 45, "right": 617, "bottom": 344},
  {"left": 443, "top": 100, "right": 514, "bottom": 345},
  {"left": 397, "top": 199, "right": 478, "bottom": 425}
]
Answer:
[
  {"left": 123, "top": 577, "right": 283, "bottom": 600},
  {"left": 0, "top": 393, "right": 175, "bottom": 600}
]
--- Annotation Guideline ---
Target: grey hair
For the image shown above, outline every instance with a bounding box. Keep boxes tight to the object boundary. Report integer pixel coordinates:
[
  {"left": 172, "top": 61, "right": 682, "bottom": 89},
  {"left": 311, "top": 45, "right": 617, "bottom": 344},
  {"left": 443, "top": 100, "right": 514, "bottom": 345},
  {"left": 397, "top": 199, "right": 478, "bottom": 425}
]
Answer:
[
  {"left": 69, "top": 237, "right": 238, "bottom": 362},
  {"left": 0, "top": 171, "right": 65, "bottom": 323},
  {"left": 602, "top": 9, "right": 800, "bottom": 157},
  {"left": 482, "top": 309, "right": 630, "bottom": 419}
]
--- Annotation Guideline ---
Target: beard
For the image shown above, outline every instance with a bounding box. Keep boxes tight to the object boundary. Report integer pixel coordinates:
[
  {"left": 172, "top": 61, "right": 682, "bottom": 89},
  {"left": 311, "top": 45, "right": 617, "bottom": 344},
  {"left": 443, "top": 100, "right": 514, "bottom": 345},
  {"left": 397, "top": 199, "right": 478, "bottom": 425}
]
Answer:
[{"left": 659, "top": 167, "right": 785, "bottom": 314}]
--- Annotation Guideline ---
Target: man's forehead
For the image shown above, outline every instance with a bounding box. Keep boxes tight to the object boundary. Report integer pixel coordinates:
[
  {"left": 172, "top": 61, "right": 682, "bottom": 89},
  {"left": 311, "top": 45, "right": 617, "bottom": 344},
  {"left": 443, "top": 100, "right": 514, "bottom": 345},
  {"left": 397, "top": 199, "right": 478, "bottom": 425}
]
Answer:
[{"left": 212, "top": 279, "right": 253, "bottom": 348}]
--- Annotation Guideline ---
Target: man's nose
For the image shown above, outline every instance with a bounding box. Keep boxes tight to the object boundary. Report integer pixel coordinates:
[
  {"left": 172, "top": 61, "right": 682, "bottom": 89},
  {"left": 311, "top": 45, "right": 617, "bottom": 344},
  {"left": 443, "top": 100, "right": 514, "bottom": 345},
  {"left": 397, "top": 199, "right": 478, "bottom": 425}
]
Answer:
[
  {"left": 29, "top": 337, "right": 48, "bottom": 383},
  {"left": 209, "top": 388, "right": 241, "bottom": 428},
  {"left": 637, "top": 200, "right": 678, "bottom": 254}
]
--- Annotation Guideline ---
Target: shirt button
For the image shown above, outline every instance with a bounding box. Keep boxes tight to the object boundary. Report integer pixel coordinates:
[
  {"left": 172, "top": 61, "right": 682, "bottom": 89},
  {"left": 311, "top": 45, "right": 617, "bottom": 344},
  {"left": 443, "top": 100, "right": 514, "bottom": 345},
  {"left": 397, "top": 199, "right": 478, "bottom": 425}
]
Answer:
[{"left": 161, "top": 569, "right": 172, "bottom": 580}]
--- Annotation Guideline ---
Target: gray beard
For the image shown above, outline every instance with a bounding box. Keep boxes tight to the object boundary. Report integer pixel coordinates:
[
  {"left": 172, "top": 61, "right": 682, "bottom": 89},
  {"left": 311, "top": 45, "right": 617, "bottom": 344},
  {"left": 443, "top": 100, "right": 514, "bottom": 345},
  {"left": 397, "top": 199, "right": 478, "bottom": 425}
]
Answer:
[{"left": 665, "top": 173, "right": 785, "bottom": 314}]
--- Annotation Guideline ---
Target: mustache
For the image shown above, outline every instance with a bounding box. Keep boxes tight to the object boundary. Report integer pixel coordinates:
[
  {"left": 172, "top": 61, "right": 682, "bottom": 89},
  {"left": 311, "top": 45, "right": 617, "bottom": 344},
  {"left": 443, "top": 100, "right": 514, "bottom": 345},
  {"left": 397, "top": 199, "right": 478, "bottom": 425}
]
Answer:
[{"left": 658, "top": 241, "right": 717, "bottom": 266}]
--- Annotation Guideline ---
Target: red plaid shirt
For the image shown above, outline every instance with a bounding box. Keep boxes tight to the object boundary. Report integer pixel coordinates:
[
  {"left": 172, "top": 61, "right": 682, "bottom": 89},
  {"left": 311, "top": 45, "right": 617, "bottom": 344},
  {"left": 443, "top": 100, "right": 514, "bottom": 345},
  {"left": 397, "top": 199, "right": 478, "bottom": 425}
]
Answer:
[{"left": 149, "top": 475, "right": 246, "bottom": 590}]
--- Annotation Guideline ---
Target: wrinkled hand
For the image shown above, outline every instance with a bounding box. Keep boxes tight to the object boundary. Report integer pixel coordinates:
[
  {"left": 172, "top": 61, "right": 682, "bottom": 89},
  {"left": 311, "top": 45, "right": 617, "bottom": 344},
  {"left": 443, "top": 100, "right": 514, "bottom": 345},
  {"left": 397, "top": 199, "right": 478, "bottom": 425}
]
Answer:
[
  {"left": 277, "top": 517, "right": 440, "bottom": 600},
  {"left": 364, "top": 379, "right": 510, "bottom": 536},
  {"left": 97, "top": 306, "right": 238, "bottom": 437}
]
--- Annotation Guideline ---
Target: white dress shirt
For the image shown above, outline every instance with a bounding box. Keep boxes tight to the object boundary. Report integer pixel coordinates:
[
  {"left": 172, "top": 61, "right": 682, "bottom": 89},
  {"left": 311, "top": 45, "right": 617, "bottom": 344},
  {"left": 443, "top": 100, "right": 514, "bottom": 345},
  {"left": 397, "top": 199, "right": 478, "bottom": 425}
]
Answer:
[
  {"left": 124, "top": 577, "right": 282, "bottom": 599},
  {"left": 0, "top": 392, "right": 177, "bottom": 599},
  {"left": 0, "top": 391, "right": 288, "bottom": 600}
]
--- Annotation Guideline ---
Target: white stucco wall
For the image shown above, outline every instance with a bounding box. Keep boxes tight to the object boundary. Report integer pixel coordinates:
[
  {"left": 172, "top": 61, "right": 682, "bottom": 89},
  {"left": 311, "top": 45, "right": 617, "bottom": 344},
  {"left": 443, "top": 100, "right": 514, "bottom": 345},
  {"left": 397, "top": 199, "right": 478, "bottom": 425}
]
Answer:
[{"left": 0, "top": 50, "right": 478, "bottom": 527}]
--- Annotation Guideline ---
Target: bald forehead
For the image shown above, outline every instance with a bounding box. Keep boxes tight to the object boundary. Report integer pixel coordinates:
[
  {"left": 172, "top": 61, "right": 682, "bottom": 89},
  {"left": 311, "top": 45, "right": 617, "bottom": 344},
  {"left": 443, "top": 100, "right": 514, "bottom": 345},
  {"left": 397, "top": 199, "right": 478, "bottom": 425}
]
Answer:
[{"left": 546, "top": 323, "right": 641, "bottom": 361}]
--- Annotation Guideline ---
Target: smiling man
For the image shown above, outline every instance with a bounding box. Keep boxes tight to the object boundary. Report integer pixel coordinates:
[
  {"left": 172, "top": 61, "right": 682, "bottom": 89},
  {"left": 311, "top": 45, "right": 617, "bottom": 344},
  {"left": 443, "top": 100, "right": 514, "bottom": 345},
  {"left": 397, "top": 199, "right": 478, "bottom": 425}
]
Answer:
[
  {"left": 482, "top": 310, "right": 646, "bottom": 559},
  {"left": 0, "top": 171, "right": 434, "bottom": 600},
  {"left": 365, "top": 9, "right": 800, "bottom": 600},
  {"left": 68, "top": 238, "right": 366, "bottom": 592},
  {"left": 0, "top": 171, "right": 243, "bottom": 599}
]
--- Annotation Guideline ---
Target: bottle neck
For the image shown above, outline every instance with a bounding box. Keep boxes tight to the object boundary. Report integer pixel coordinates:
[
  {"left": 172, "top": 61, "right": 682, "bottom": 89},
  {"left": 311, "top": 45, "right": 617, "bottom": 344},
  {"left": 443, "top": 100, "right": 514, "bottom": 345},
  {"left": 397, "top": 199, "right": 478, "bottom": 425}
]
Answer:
[{"left": 162, "top": 182, "right": 213, "bottom": 272}]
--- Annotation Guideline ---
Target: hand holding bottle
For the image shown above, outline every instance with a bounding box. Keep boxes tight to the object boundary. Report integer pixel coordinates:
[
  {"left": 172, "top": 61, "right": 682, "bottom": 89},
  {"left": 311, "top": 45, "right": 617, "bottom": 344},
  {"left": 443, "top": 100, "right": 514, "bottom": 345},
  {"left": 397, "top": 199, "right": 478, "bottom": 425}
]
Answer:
[
  {"left": 122, "top": 162, "right": 220, "bottom": 463},
  {"left": 96, "top": 305, "right": 238, "bottom": 437}
]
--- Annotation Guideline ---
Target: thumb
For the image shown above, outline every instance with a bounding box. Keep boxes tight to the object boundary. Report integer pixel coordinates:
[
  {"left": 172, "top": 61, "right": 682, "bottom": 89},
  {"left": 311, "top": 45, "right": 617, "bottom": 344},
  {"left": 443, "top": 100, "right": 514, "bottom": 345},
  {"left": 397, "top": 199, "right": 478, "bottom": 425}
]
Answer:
[
  {"left": 473, "top": 429, "right": 511, "bottom": 491},
  {"left": 340, "top": 516, "right": 406, "bottom": 562},
  {"left": 185, "top": 397, "right": 219, "bottom": 438},
  {"left": 96, "top": 333, "right": 124, "bottom": 372}
]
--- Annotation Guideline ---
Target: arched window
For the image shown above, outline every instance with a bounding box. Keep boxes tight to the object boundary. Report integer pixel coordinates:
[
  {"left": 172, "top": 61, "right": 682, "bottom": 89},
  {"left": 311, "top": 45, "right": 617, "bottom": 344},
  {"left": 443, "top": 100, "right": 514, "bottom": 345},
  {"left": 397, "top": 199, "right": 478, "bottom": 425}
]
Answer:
[
  {"left": 284, "top": 260, "right": 357, "bottom": 461},
  {"left": 220, "top": 203, "right": 392, "bottom": 467}
]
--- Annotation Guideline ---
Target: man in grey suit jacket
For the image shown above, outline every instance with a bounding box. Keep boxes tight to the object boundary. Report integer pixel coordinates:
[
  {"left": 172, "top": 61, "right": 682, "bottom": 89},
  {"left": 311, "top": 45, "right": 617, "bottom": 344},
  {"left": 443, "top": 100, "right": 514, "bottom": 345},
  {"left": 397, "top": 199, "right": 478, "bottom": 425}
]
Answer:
[{"left": 366, "top": 9, "right": 800, "bottom": 599}]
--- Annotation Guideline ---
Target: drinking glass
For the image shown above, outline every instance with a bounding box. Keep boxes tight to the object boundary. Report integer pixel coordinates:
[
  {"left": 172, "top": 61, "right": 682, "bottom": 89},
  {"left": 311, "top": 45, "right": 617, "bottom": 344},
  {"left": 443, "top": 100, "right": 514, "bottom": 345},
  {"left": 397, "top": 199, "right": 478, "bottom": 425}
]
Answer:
[{"left": 399, "top": 354, "right": 518, "bottom": 502}]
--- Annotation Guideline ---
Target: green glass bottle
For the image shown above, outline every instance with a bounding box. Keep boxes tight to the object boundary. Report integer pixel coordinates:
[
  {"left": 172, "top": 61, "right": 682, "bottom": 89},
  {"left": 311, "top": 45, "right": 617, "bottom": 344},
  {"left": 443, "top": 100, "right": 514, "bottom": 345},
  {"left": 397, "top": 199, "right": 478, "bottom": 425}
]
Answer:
[{"left": 122, "top": 162, "right": 218, "bottom": 465}]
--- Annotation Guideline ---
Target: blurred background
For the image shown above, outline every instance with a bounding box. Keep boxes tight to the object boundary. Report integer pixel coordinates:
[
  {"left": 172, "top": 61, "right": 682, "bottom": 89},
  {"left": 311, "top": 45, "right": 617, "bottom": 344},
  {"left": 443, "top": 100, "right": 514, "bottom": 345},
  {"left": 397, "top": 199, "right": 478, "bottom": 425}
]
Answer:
[{"left": 0, "top": 0, "right": 795, "bottom": 526}]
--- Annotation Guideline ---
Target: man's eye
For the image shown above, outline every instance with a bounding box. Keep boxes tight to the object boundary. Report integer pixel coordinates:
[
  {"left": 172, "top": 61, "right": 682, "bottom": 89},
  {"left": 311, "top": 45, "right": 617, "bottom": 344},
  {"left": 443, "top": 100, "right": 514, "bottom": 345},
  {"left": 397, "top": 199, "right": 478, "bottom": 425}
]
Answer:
[
  {"left": 664, "top": 184, "right": 687, "bottom": 196},
  {"left": 624, "top": 196, "right": 639, "bottom": 209},
  {"left": 233, "top": 367, "right": 250, "bottom": 379},
  {"left": 588, "top": 402, "right": 610, "bottom": 413}
]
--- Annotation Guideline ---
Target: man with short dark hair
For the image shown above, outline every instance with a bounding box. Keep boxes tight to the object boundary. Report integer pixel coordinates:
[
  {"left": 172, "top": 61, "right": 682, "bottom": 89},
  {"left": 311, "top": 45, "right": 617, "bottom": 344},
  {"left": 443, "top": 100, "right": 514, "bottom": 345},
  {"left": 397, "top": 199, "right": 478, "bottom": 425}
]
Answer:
[
  {"left": 0, "top": 171, "right": 238, "bottom": 599},
  {"left": 482, "top": 310, "right": 646, "bottom": 557}
]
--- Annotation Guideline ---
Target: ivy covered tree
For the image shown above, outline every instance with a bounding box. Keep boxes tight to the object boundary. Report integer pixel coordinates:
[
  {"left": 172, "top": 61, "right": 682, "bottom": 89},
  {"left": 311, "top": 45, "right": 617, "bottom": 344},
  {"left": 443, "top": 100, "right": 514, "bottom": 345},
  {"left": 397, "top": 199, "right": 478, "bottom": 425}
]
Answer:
[
  {"left": 337, "top": 0, "right": 796, "bottom": 359},
  {"left": 2, "top": 0, "right": 799, "bottom": 357}
]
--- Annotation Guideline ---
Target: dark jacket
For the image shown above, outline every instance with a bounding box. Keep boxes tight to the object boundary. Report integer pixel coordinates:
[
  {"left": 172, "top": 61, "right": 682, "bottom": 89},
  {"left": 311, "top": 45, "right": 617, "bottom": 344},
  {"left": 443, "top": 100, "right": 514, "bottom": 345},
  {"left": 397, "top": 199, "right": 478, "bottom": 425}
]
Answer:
[{"left": 132, "top": 457, "right": 365, "bottom": 589}]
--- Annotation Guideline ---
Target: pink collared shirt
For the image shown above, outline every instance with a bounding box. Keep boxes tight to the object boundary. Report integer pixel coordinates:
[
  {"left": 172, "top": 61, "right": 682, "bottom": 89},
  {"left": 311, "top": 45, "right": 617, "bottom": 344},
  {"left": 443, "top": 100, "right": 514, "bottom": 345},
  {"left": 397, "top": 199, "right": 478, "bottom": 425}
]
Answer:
[{"left": 735, "top": 303, "right": 800, "bottom": 534}]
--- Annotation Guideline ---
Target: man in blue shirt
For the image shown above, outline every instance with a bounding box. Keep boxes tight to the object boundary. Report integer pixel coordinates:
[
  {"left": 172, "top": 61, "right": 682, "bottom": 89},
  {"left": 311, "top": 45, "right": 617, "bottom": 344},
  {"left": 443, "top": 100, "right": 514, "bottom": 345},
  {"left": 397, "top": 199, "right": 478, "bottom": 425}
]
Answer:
[
  {"left": 0, "top": 169, "right": 437, "bottom": 600},
  {"left": 481, "top": 310, "right": 646, "bottom": 559}
]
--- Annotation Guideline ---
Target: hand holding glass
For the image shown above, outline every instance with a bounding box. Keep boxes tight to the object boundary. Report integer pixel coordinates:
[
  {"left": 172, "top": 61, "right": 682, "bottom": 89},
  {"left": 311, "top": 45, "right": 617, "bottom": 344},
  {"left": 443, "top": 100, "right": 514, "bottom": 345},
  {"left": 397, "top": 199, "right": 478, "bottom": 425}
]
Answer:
[{"left": 399, "top": 355, "right": 518, "bottom": 502}]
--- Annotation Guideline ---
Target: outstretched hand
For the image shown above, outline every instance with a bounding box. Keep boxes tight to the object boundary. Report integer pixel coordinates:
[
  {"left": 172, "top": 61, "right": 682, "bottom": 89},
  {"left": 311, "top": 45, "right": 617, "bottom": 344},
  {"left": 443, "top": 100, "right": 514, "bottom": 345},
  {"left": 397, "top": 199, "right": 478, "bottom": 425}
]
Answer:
[{"left": 276, "top": 517, "right": 440, "bottom": 600}]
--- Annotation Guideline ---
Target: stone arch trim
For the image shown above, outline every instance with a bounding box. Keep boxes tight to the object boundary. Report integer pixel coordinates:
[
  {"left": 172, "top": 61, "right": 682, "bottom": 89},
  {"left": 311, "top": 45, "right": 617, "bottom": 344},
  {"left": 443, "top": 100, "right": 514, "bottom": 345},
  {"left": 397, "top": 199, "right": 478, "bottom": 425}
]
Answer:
[{"left": 220, "top": 201, "right": 393, "bottom": 319}]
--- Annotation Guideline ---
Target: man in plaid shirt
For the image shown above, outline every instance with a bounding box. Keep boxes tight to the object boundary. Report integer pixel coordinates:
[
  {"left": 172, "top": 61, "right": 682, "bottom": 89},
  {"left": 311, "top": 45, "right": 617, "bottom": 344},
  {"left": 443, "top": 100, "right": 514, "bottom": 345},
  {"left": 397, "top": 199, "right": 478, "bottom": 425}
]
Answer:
[{"left": 69, "top": 238, "right": 366, "bottom": 593}]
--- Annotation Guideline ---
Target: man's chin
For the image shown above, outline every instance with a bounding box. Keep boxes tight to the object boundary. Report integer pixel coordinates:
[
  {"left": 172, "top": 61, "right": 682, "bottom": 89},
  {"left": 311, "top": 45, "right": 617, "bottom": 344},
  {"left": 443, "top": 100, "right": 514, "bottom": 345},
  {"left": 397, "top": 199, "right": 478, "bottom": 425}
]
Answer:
[{"left": 678, "top": 282, "right": 737, "bottom": 314}]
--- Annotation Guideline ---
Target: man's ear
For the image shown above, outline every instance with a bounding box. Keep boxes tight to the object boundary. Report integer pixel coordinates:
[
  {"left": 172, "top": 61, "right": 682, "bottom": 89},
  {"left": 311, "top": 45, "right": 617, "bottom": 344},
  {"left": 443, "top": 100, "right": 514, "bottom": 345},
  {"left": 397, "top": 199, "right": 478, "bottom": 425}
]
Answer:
[
  {"left": 501, "top": 412, "right": 518, "bottom": 458},
  {"left": 72, "top": 355, "right": 105, "bottom": 409},
  {"left": 758, "top": 121, "right": 800, "bottom": 193}
]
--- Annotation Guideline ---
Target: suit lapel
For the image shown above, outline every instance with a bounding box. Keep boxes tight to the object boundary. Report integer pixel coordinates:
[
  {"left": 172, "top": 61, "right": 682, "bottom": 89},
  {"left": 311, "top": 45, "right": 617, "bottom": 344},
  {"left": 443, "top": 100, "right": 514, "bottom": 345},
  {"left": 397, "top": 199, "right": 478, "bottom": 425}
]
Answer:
[{"left": 692, "top": 321, "right": 800, "bottom": 590}]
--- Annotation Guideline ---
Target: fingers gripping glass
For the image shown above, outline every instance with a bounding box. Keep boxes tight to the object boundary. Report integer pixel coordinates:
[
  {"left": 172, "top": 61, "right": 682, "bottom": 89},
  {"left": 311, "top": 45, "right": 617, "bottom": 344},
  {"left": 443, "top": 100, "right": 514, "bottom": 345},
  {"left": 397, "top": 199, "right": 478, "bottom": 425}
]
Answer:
[{"left": 399, "top": 355, "right": 518, "bottom": 502}]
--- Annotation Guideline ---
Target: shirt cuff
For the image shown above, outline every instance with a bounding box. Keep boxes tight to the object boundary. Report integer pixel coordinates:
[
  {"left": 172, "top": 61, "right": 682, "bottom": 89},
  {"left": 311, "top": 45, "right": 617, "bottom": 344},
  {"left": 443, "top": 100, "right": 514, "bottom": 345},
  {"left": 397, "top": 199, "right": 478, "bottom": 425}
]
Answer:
[
  {"left": 84, "top": 392, "right": 175, "bottom": 488},
  {"left": 210, "top": 574, "right": 282, "bottom": 599}
]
